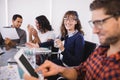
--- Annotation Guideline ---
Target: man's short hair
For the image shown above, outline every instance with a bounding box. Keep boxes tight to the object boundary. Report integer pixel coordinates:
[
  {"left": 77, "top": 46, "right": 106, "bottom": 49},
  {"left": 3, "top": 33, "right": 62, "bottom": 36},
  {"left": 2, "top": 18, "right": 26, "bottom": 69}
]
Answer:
[
  {"left": 90, "top": 0, "right": 120, "bottom": 17},
  {"left": 12, "top": 14, "right": 22, "bottom": 21}
]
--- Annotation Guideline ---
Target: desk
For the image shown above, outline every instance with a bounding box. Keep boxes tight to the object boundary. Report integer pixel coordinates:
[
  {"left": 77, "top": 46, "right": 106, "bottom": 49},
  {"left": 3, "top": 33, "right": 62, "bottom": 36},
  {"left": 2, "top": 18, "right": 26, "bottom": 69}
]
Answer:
[
  {"left": 0, "top": 47, "right": 24, "bottom": 80},
  {"left": 0, "top": 47, "right": 59, "bottom": 80},
  {"left": 0, "top": 47, "right": 59, "bottom": 66},
  {"left": 0, "top": 48, "right": 18, "bottom": 66}
]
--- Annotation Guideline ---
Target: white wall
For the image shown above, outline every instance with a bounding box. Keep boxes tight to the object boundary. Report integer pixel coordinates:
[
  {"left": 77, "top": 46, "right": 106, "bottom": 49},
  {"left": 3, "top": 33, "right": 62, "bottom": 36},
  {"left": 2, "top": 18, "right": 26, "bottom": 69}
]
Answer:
[
  {"left": 0, "top": 0, "right": 7, "bottom": 26},
  {"left": 0, "top": 0, "right": 99, "bottom": 44}
]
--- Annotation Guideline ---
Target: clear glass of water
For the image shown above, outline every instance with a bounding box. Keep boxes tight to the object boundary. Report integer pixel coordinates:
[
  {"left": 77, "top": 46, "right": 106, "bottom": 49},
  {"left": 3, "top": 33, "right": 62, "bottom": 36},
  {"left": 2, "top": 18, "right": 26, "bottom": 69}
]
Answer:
[{"left": 24, "top": 48, "right": 36, "bottom": 68}]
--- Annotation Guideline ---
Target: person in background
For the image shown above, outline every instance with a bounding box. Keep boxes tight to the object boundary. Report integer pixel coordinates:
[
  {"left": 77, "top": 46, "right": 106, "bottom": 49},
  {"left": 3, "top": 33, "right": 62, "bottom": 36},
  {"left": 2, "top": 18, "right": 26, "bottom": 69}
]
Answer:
[
  {"left": 0, "top": 14, "right": 26, "bottom": 50},
  {"left": 53, "top": 10, "right": 85, "bottom": 67},
  {"left": 27, "top": 15, "right": 55, "bottom": 44},
  {"left": 27, "top": 15, "right": 56, "bottom": 66},
  {"left": 24, "top": 0, "right": 120, "bottom": 80}
]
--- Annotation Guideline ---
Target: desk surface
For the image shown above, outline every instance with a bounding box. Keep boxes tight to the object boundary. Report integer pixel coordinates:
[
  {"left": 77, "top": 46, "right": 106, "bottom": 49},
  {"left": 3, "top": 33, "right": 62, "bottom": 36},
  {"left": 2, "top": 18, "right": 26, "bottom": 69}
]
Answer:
[
  {"left": 0, "top": 47, "right": 59, "bottom": 66},
  {"left": 0, "top": 47, "right": 24, "bottom": 80},
  {"left": 0, "top": 47, "right": 18, "bottom": 66},
  {"left": 0, "top": 47, "right": 58, "bottom": 80}
]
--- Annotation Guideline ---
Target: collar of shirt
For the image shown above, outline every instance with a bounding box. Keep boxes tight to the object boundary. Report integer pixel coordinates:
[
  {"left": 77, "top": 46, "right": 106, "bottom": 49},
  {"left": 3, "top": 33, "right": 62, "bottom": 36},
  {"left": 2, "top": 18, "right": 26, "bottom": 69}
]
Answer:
[
  {"left": 109, "top": 52, "right": 120, "bottom": 61},
  {"left": 67, "top": 30, "right": 78, "bottom": 37},
  {"left": 96, "top": 45, "right": 120, "bottom": 61}
]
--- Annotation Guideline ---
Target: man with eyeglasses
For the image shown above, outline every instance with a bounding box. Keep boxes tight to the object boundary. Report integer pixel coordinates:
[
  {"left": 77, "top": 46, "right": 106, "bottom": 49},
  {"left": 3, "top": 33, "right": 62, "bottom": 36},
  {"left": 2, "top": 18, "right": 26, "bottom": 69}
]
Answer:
[{"left": 24, "top": 0, "right": 120, "bottom": 80}]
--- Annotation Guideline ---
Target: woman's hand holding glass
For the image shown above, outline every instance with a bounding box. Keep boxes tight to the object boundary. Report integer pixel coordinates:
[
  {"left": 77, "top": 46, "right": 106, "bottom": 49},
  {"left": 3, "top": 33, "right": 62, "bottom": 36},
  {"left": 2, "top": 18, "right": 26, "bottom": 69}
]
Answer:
[
  {"left": 32, "top": 29, "right": 38, "bottom": 37},
  {"left": 54, "top": 39, "right": 64, "bottom": 51},
  {"left": 27, "top": 24, "right": 34, "bottom": 33},
  {"left": 27, "top": 24, "right": 38, "bottom": 37}
]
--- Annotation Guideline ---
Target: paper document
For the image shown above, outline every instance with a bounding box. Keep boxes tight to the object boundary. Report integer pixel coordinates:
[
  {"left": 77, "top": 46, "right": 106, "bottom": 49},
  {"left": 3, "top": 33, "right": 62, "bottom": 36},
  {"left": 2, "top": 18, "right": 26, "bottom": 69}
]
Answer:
[{"left": 0, "top": 27, "right": 19, "bottom": 39}]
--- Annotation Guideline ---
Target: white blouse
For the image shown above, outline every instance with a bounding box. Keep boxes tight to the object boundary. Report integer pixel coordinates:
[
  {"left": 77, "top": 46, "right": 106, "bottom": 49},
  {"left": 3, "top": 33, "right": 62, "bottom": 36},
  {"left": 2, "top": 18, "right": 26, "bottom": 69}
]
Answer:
[{"left": 38, "top": 31, "right": 55, "bottom": 43}]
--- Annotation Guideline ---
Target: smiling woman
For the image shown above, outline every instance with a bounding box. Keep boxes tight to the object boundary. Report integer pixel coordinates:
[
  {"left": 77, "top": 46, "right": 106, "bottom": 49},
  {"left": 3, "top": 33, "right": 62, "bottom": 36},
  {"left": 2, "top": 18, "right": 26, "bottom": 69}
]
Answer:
[{"left": 56, "top": 10, "right": 85, "bottom": 66}]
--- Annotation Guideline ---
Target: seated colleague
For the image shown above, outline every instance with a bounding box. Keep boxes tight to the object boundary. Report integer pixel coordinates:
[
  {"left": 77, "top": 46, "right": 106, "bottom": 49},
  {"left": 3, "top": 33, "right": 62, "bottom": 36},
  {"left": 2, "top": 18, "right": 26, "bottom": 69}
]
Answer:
[
  {"left": 24, "top": 0, "right": 120, "bottom": 80},
  {"left": 0, "top": 14, "right": 26, "bottom": 49},
  {"left": 27, "top": 15, "right": 55, "bottom": 44},
  {"left": 27, "top": 15, "right": 55, "bottom": 65},
  {"left": 54, "top": 10, "right": 84, "bottom": 67}
]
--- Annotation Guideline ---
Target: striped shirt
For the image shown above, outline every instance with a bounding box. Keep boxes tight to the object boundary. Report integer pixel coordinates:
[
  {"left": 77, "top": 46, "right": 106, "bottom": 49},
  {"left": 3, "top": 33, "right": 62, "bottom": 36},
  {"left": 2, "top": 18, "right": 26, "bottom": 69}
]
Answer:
[{"left": 75, "top": 46, "right": 120, "bottom": 80}]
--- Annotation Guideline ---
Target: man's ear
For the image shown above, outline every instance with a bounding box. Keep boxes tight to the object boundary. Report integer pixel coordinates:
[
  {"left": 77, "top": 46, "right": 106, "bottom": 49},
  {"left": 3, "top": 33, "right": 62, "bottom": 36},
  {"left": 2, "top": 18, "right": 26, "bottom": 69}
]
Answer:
[{"left": 12, "top": 19, "right": 14, "bottom": 23}]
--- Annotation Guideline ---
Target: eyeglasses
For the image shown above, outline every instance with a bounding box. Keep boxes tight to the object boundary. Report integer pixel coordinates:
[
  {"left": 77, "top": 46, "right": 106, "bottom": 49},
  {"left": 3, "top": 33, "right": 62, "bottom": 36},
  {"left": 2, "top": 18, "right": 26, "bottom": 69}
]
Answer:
[
  {"left": 63, "top": 18, "right": 77, "bottom": 22},
  {"left": 89, "top": 16, "right": 113, "bottom": 29}
]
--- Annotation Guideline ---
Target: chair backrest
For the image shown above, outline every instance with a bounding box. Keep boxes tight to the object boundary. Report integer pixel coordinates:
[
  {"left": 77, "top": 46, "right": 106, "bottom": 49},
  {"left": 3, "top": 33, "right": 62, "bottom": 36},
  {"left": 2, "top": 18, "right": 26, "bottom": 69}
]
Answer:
[{"left": 82, "top": 41, "right": 97, "bottom": 62}]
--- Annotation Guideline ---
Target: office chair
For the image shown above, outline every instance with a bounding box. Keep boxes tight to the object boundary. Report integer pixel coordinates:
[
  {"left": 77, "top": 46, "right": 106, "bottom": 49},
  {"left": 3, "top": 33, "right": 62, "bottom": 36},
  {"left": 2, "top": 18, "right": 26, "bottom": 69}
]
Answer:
[
  {"left": 56, "top": 41, "right": 97, "bottom": 80},
  {"left": 82, "top": 40, "right": 97, "bottom": 62}
]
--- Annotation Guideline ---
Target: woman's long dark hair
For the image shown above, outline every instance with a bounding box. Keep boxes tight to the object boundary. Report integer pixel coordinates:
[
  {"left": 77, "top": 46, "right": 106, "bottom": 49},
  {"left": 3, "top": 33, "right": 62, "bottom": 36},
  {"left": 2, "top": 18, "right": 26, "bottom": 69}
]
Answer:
[{"left": 36, "top": 15, "right": 53, "bottom": 32}]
